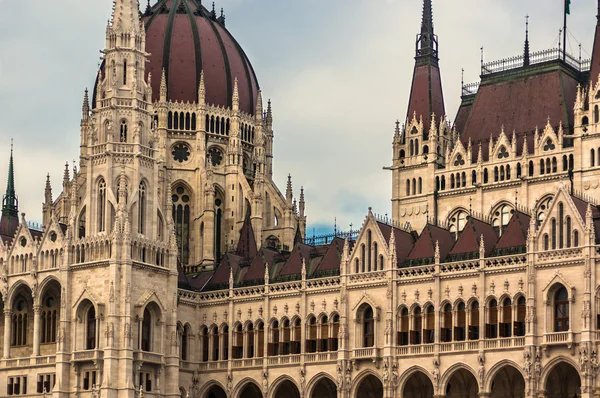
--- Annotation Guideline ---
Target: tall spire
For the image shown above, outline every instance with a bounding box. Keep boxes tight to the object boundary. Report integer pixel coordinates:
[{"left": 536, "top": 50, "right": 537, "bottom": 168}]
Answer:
[
  {"left": 110, "top": 0, "right": 141, "bottom": 33},
  {"left": 416, "top": 0, "right": 438, "bottom": 62},
  {"left": 406, "top": 0, "right": 445, "bottom": 134},
  {"left": 523, "top": 15, "right": 530, "bottom": 67},
  {"left": 2, "top": 141, "right": 18, "bottom": 217},
  {"left": 589, "top": 0, "right": 600, "bottom": 87}
]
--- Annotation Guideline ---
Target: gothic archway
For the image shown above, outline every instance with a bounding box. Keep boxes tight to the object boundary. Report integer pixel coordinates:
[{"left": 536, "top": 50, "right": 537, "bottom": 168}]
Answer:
[
  {"left": 403, "top": 370, "right": 434, "bottom": 398},
  {"left": 445, "top": 368, "right": 478, "bottom": 398},
  {"left": 489, "top": 365, "right": 525, "bottom": 398},
  {"left": 544, "top": 362, "right": 581, "bottom": 398},
  {"left": 355, "top": 374, "right": 383, "bottom": 398},
  {"left": 205, "top": 384, "right": 226, "bottom": 398},
  {"left": 309, "top": 377, "right": 336, "bottom": 398},
  {"left": 238, "top": 382, "right": 262, "bottom": 398},
  {"left": 272, "top": 380, "right": 300, "bottom": 398}
]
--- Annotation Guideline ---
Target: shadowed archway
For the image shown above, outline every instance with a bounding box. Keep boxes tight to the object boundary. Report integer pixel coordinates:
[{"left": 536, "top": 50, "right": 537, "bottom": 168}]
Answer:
[
  {"left": 239, "top": 382, "right": 262, "bottom": 398},
  {"left": 310, "top": 377, "right": 336, "bottom": 398},
  {"left": 489, "top": 365, "right": 525, "bottom": 398},
  {"left": 205, "top": 384, "right": 227, "bottom": 398},
  {"left": 545, "top": 362, "right": 581, "bottom": 398},
  {"left": 446, "top": 369, "right": 477, "bottom": 398},
  {"left": 403, "top": 371, "right": 434, "bottom": 398},
  {"left": 272, "top": 380, "right": 300, "bottom": 398},
  {"left": 355, "top": 374, "right": 383, "bottom": 398}
]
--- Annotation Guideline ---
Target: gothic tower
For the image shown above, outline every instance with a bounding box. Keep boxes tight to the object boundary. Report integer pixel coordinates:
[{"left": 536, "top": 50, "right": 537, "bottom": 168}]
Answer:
[{"left": 391, "top": 0, "right": 447, "bottom": 232}]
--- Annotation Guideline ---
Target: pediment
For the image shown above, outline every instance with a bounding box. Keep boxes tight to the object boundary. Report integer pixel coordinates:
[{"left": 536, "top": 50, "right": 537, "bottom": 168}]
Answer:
[
  {"left": 541, "top": 270, "right": 575, "bottom": 303},
  {"left": 72, "top": 287, "right": 105, "bottom": 312},
  {"left": 135, "top": 289, "right": 167, "bottom": 313}
]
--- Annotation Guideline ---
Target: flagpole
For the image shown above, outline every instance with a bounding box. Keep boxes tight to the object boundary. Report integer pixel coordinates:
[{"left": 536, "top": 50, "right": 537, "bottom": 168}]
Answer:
[{"left": 563, "top": 0, "right": 567, "bottom": 61}]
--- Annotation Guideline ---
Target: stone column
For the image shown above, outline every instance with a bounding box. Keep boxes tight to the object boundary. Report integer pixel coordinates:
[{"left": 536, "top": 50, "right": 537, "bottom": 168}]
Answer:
[
  {"left": 32, "top": 305, "right": 41, "bottom": 356},
  {"left": 3, "top": 310, "right": 11, "bottom": 359}
]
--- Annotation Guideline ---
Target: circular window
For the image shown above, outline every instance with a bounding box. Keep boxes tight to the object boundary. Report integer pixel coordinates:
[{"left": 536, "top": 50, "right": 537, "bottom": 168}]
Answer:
[
  {"left": 208, "top": 147, "right": 223, "bottom": 167},
  {"left": 50, "top": 231, "right": 57, "bottom": 242},
  {"left": 215, "top": 199, "right": 222, "bottom": 207},
  {"left": 45, "top": 297, "right": 55, "bottom": 307},
  {"left": 19, "top": 237, "right": 26, "bottom": 247},
  {"left": 172, "top": 194, "right": 179, "bottom": 203},
  {"left": 182, "top": 195, "right": 190, "bottom": 203},
  {"left": 172, "top": 143, "right": 191, "bottom": 163},
  {"left": 16, "top": 300, "right": 25, "bottom": 311},
  {"left": 176, "top": 187, "right": 184, "bottom": 195}
]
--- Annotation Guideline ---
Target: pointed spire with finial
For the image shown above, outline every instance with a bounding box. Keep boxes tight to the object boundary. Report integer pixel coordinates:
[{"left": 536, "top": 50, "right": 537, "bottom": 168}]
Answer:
[
  {"left": 1, "top": 140, "right": 18, "bottom": 218},
  {"left": 286, "top": 174, "right": 293, "bottom": 204},
  {"left": 198, "top": 70, "right": 205, "bottom": 104},
  {"left": 389, "top": 227, "right": 397, "bottom": 267},
  {"left": 160, "top": 68, "right": 167, "bottom": 102},
  {"left": 110, "top": 0, "right": 141, "bottom": 34},
  {"left": 255, "top": 90, "right": 263, "bottom": 119},
  {"left": 63, "top": 162, "right": 70, "bottom": 188},
  {"left": 82, "top": 88, "right": 90, "bottom": 121},
  {"left": 232, "top": 77, "right": 239, "bottom": 111},
  {"left": 44, "top": 174, "right": 53, "bottom": 205},
  {"left": 416, "top": 0, "right": 437, "bottom": 60},
  {"left": 524, "top": 15, "right": 530, "bottom": 66}
]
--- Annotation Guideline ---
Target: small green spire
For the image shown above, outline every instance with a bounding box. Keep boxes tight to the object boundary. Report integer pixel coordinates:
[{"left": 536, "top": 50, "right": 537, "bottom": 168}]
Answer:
[{"left": 2, "top": 140, "right": 18, "bottom": 217}]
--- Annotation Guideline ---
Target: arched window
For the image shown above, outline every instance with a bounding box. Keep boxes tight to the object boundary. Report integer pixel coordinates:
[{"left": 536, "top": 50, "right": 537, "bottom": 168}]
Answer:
[
  {"left": 373, "top": 242, "right": 378, "bottom": 272},
  {"left": 424, "top": 306, "right": 435, "bottom": 344},
  {"left": 456, "top": 173, "right": 461, "bottom": 188},
  {"left": 441, "top": 176, "right": 446, "bottom": 190},
  {"left": 98, "top": 179, "right": 106, "bottom": 233},
  {"left": 180, "top": 325, "right": 189, "bottom": 361},
  {"left": 141, "top": 308, "right": 151, "bottom": 352},
  {"left": 562, "top": 155, "right": 568, "bottom": 171},
  {"left": 86, "top": 306, "right": 96, "bottom": 350},
  {"left": 484, "top": 168, "right": 489, "bottom": 184},
  {"left": 211, "top": 326, "right": 219, "bottom": 361},
  {"left": 399, "top": 149, "right": 406, "bottom": 159},
  {"left": 169, "top": 112, "right": 174, "bottom": 130},
  {"left": 551, "top": 218, "right": 557, "bottom": 249},
  {"left": 558, "top": 203, "right": 564, "bottom": 249},
  {"left": 472, "top": 170, "right": 476, "bottom": 185},
  {"left": 415, "top": 139, "right": 419, "bottom": 155},
  {"left": 441, "top": 304, "right": 452, "bottom": 342},
  {"left": 486, "top": 299, "right": 498, "bottom": 339},
  {"left": 138, "top": 181, "right": 146, "bottom": 234},
  {"left": 282, "top": 319, "right": 291, "bottom": 354},
  {"left": 398, "top": 308, "right": 409, "bottom": 346},
  {"left": 363, "top": 307, "right": 375, "bottom": 347},
  {"left": 268, "top": 321, "right": 279, "bottom": 356},
  {"left": 360, "top": 244, "right": 366, "bottom": 273},
  {"left": 594, "top": 105, "right": 599, "bottom": 123},
  {"left": 409, "top": 140, "right": 414, "bottom": 156},
  {"left": 574, "top": 230, "right": 579, "bottom": 247},
  {"left": 120, "top": 121, "right": 127, "bottom": 143},
  {"left": 406, "top": 179, "right": 410, "bottom": 196},
  {"left": 233, "top": 324, "right": 243, "bottom": 359},
  {"left": 451, "top": 174, "right": 455, "bottom": 189},
  {"left": 172, "top": 186, "right": 191, "bottom": 264},
  {"left": 200, "top": 327, "right": 208, "bottom": 362},
  {"left": 330, "top": 314, "right": 340, "bottom": 351},
  {"left": 247, "top": 323, "right": 255, "bottom": 358},
  {"left": 500, "top": 298, "right": 512, "bottom": 337},
  {"left": 455, "top": 302, "right": 466, "bottom": 341},
  {"left": 546, "top": 158, "right": 551, "bottom": 174},
  {"left": 256, "top": 322, "right": 264, "bottom": 358},
  {"left": 306, "top": 316, "right": 317, "bottom": 353},
  {"left": 506, "top": 164, "right": 511, "bottom": 180},
  {"left": 355, "top": 259, "right": 359, "bottom": 274},
  {"left": 123, "top": 59, "right": 127, "bottom": 85},
  {"left": 552, "top": 157, "right": 557, "bottom": 173},
  {"left": 516, "top": 163, "right": 521, "bottom": 178},
  {"left": 469, "top": 301, "right": 479, "bottom": 340},
  {"left": 418, "top": 177, "right": 423, "bottom": 194},
  {"left": 543, "top": 234, "right": 549, "bottom": 251},
  {"left": 412, "top": 178, "right": 416, "bottom": 195},
  {"left": 367, "top": 230, "right": 373, "bottom": 272},
  {"left": 539, "top": 159, "right": 545, "bottom": 175},
  {"left": 492, "top": 204, "right": 513, "bottom": 236},
  {"left": 449, "top": 210, "right": 468, "bottom": 240},
  {"left": 494, "top": 166, "right": 499, "bottom": 182},
  {"left": 41, "top": 295, "right": 58, "bottom": 344},
  {"left": 569, "top": 154, "right": 574, "bottom": 170},
  {"left": 318, "top": 316, "right": 329, "bottom": 352},
  {"left": 11, "top": 297, "right": 28, "bottom": 347},
  {"left": 412, "top": 306, "right": 422, "bottom": 345},
  {"left": 515, "top": 296, "right": 526, "bottom": 336},
  {"left": 499, "top": 166, "right": 505, "bottom": 181},
  {"left": 536, "top": 196, "right": 553, "bottom": 226},
  {"left": 528, "top": 161, "right": 534, "bottom": 177},
  {"left": 592, "top": 149, "right": 596, "bottom": 167},
  {"left": 554, "top": 286, "right": 569, "bottom": 332}
]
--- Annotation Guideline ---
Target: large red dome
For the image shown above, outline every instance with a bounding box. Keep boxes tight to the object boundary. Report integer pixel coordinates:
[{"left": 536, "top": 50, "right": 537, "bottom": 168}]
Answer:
[{"left": 142, "top": 0, "right": 259, "bottom": 114}]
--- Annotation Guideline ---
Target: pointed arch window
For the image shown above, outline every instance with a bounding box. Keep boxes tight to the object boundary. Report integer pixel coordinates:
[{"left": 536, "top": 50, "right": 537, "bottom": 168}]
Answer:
[
  {"left": 492, "top": 204, "right": 513, "bottom": 236},
  {"left": 398, "top": 308, "right": 408, "bottom": 346},
  {"left": 41, "top": 295, "right": 58, "bottom": 344},
  {"left": 441, "top": 304, "right": 452, "bottom": 342},
  {"left": 455, "top": 302, "right": 466, "bottom": 341},
  {"left": 98, "top": 179, "right": 106, "bottom": 233},
  {"left": 11, "top": 297, "right": 28, "bottom": 347},
  {"left": 363, "top": 306, "right": 375, "bottom": 347},
  {"left": 172, "top": 186, "right": 191, "bottom": 264},
  {"left": 554, "top": 286, "right": 569, "bottom": 332},
  {"left": 86, "top": 306, "right": 96, "bottom": 350},
  {"left": 424, "top": 306, "right": 435, "bottom": 344},
  {"left": 592, "top": 149, "right": 596, "bottom": 167},
  {"left": 411, "top": 306, "right": 422, "bottom": 345},
  {"left": 449, "top": 210, "right": 468, "bottom": 240},
  {"left": 120, "top": 121, "right": 128, "bottom": 143},
  {"left": 123, "top": 59, "right": 127, "bottom": 85},
  {"left": 595, "top": 105, "right": 599, "bottom": 124},
  {"left": 486, "top": 299, "right": 498, "bottom": 339},
  {"left": 138, "top": 181, "right": 146, "bottom": 234},
  {"left": 469, "top": 301, "right": 479, "bottom": 340},
  {"left": 558, "top": 203, "right": 564, "bottom": 248},
  {"left": 141, "top": 308, "right": 152, "bottom": 352},
  {"left": 515, "top": 296, "right": 526, "bottom": 336},
  {"left": 500, "top": 298, "right": 512, "bottom": 337}
]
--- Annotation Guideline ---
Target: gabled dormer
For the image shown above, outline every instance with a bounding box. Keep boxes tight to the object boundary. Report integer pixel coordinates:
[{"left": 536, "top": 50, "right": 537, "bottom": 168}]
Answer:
[{"left": 534, "top": 120, "right": 562, "bottom": 156}]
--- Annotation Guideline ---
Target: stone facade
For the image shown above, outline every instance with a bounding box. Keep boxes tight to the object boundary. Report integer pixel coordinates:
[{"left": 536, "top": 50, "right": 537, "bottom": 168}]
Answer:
[{"left": 1, "top": 0, "right": 600, "bottom": 398}]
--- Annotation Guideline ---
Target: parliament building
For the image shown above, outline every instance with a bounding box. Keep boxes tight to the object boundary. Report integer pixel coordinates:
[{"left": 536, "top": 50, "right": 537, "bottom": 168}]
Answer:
[{"left": 0, "top": 0, "right": 599, "bottom": 397}]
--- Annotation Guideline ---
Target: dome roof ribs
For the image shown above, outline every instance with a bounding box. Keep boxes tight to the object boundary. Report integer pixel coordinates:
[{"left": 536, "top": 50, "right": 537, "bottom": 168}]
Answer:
[
  {"left": 205, "top": 10, "right": 233, "bottom": 110},
  {"left": 182, "top": 0, "right": 204, "bottom": 94},
  {"left": 160, "top": 0, "right": 178, "bottom": 95}
]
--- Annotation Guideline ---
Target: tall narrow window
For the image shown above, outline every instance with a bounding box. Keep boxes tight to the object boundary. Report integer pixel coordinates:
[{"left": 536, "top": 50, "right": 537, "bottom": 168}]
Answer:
[
  {"left": 330, "top": 315, "right": 339, "bottom": 351},
  {"left": 500, "top": 298, "right": 512, "bottom": 337},
  {"left": 86, "top": 306, "right": 96, "bottom": 350},
  {"left": 138, "top": 182, "right": 146, "bottom": 234},
  {"left": 411, "top": 306, "right": 422, "bottom": 345},
  {"left": 455, "top": 302, "right": 466, "bottom": 341},
  {"left": 486, "top": 299, "right": 498, "bottom": 339},
  {"left": 424, "top": 306, "right": 435, "bottom": 344},
  {"left": 318, "top": 316, "right": 329, "bottom": 352},
  {"left": 120, "top": 121, "right": 127, "bottom": 143},
  {"left": 282, "top": 319, "right": 291, "bottom": 355},
  {"left": 469, "top": 301, "right": 479, "bottom": 340},
  {"left": 123, "top": 60, "right": 127, "bottom": 85},
  {"left": 172, "top": 187, "right": 191, "bottom": 264},
  {"left": 515, "top": 296, "right": 526, "bottom": 336},
  {"left": 398, "top": 308, "right": 409, "bottom": 346},
  {"left": 566, "top": 216, "right": 572, "bottom": 248},
  {"left": 442, "top": 304, "right": 452, "bottom": 342},
  {"left": 554, "top": 287, "right": 569, "bottom": 332},
  {"left": 367, "top": 230, "right": 372, "bottom": 272},
  {"left": 592, "top": 149, "right": 596, "bottom": 167},
  {"left": 306, "top": 316, "right": 317, "bottom": 353},
  {"left": 551, "top": 218, "right": 557, "bottom": 249},
  {"left": 98, "top": 179, "right": 106, "bottom": 233},
  {"left": 363, "top": 307, "right": 375, "bottom": 347},
  {"left": 141, "top": 308, "right": 151, "bottom": 352}
]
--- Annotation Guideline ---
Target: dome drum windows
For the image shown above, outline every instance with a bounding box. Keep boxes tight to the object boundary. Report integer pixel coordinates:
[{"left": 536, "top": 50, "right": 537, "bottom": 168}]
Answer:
[{"left": 167, "top": 112, "right": 197, "bottom": 131}]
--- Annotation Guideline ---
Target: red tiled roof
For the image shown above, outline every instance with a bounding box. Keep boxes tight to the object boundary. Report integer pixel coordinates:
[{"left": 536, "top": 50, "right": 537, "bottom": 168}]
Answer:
[
  {"left": 0, "top": 214, "right": 18, "bottom": 245},
  {"left": 449, "top": 218, "right": 498, "bottom": 257},
  {"left": 454, "top": 102, "right": 472, "bottom": 134},
  {"left": 311, "top": 237, "right": 344, "bottom": 274},
  {"left": 492, "top": 212, "right": 530, "bottom": 252},
  {"left": 407, "top": 224, "right": 453, "bottom": 261},
  {"left": 235, "top": 217, "right": 257, "bottom": 259},
  {"left": 457, "top": 68, "right": 578, "bottom": 162},
  {"left": 376, "top": 222, "right": 417, "bottom": 266},
  {"left": 277, "top": 243, "right": 312, "bottom": 277},
  {"left": 406, "top": 64, "right": 445, "bottom": 133}
]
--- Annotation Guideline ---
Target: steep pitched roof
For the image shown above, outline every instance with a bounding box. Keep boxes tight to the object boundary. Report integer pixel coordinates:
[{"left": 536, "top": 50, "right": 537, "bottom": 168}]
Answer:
[
  {"left": 589, "top": 4, "right": 600, "bottom": 88},
  {"left": 448, "top": 217, "right": 498, "bottom": 258},
  {"left": 376, "top": 222, "right": 417, "bottom": 266},
  {"left": 406, "top": 224, "right": 453, "bottom": 263},
  {"left": 310, "top": 237, "right": 344, "bottom": 275},
  {"left": 235, "top": 216, "right": 257, "bottom": 259},
  {"left": 456, "top": 66, "right": 579, "bottom": 162},
  {"left": 492, "top": 212, "right": 530, "bottom": 254}
]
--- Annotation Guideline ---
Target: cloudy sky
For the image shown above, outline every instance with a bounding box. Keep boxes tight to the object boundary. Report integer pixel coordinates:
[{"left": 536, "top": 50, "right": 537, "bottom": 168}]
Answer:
[{"left": 0, "top": 0, "right": 597, "bottom": 234}]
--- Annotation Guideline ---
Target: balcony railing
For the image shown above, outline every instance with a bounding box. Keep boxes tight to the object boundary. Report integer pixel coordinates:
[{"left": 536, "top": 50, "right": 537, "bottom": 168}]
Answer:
[
  {"left": 353, "top": 347, "right": 379, "bottom": 359},
  {"left": 134, "top": 351, "right": 164, "bottom": 364},
  {"left": 72, "top": 350, "right": 103, "bottom": 362},
  {"left": 544, "top": 332, "right": 571, "bottom": 344}
]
